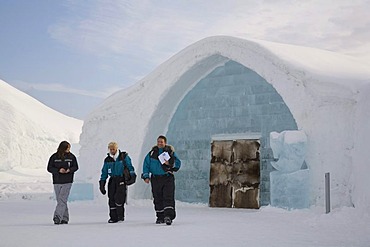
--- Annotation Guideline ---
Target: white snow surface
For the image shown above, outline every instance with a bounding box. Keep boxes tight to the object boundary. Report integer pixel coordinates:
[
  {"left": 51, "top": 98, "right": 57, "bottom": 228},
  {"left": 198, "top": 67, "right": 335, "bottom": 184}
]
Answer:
[
  {"left": 79, "top": 36, "right": 370, "bottom": 212},
  {"left": 0, "top": 199, "right": 369, "bottom": 247},
  {"left": 0, "top": 79, "right": 82, "bottom": 194}
]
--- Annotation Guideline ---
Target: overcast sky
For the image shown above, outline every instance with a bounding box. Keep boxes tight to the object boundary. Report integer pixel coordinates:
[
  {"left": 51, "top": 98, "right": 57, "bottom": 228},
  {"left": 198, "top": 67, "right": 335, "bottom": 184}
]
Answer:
[{"left": 1, "top": 0, "right": 369, "bottom": 119}]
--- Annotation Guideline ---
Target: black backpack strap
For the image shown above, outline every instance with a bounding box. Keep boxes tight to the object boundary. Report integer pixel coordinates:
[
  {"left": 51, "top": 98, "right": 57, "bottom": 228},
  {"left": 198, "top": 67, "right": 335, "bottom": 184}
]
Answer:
[
  {"left": 120, "top": 151, "right": 127, "bottom": 167},
  {"left": 120, "top": 151, "right": 135, "bottom": 185}
]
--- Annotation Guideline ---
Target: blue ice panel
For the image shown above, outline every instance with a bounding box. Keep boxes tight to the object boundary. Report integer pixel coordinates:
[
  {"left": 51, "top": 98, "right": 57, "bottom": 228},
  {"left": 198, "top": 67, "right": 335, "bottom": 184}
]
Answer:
[
  {"left": 270, "top": 169, "right": 309, "bottom": 209},
  {"left": 68, "top": 183, "right": 94, "bottom": 201}
]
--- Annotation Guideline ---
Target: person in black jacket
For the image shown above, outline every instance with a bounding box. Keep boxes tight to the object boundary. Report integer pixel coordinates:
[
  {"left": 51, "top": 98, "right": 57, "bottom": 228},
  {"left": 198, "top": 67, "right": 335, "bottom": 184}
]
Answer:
[{"left": 47, "top": 141, "right": 79, "bottom": 225}]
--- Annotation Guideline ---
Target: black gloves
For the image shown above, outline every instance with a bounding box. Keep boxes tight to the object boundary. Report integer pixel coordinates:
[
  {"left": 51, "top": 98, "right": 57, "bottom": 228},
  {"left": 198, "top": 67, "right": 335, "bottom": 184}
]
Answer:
[
  {"left": 161, "top": 163, "right": 173, "bottom": 172},
  {"left": 99, "top": 180, "right": 106, "bottom": 195}
]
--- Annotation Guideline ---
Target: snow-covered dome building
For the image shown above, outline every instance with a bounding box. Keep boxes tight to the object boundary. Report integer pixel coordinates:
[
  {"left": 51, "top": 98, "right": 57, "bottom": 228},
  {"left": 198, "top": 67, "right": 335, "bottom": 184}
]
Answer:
[{"left": 79, "top": 36, "right": 370, "bottom": 211}]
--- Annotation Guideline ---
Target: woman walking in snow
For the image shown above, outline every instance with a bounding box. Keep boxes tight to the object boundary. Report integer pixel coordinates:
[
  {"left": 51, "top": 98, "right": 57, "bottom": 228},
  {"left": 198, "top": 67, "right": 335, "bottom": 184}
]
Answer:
[
  {"left": 99, "top": 141, "right": 136, "bottom": 223},
  {"left": 47, "top": 141, "right": 79, "bottom": 224},
  {"left": 141, "top": 135, "right": 181, "bottom": 225}
]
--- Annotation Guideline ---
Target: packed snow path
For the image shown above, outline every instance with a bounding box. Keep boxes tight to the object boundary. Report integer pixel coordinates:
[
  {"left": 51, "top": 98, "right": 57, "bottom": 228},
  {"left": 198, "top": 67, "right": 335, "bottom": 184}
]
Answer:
[{"left": 0, "top": 200, "right": 369, "bottom": 247}]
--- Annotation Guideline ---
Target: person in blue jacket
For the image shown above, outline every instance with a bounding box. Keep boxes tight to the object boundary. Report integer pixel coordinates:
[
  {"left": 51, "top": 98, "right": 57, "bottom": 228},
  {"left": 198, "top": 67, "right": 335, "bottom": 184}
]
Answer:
[
  {"left": 99, "top": 142, "right": 136, "bottom": 223},
  {"left": 142, "top": 135, "right": 181, "bottom": 225}
]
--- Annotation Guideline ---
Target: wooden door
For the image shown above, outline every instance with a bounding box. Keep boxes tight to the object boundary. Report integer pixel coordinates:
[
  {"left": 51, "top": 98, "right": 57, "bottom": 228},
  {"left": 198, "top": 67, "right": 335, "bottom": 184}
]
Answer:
[{"left": 209, "top": 139, "right": 260, "bottom": 208}]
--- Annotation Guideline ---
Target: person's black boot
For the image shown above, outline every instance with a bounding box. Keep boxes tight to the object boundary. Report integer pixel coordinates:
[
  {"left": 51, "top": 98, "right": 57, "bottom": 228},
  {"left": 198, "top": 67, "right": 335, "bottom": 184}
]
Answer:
[
  {"left": 116, "top": 206, "right": 124, "bottom": 222},
  {"left": 61, "top": 220, "right": 68, "bottom": 224},
  {"left": 108, "top": 218, "right": 118, "bottom": 223},
  {"left": 155, "top": 218, "right": 165, "bottom": 224},
  {"left": 109, "top": 208, "right": 118, "bottom": 223},
  {"left": 164, "top": 216, "right": 172, "bottom": 226},
  {"left": 53, "top": 215, "right": 61, "bottom": 225}
]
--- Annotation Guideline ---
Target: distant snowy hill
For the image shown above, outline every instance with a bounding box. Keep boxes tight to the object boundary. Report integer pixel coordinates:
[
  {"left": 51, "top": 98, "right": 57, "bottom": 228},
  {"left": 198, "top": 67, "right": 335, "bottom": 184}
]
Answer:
[{"left": 0, "top": 79, "right": 82, "bottom": 172}]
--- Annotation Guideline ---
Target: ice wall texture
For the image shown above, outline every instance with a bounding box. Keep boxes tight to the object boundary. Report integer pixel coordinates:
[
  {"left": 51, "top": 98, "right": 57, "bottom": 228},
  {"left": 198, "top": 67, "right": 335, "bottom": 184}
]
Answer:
[
  {"left": 269, "top": 130, "right": 309, "bottom": 209},
  {"left": 270, "top": 169, "right": 309, "bottom": 209},
  {"left": 166, "top": 61, "right": 297, "bottom": 205},
  {"left": 68, "top": 183, "right": 94, "bottom": 201}
]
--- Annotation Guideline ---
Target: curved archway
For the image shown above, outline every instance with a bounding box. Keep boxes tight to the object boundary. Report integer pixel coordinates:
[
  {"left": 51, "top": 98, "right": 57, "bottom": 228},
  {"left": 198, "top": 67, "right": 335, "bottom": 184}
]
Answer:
[
  {"left": 167, "top": 60, "right": 297, "bottom": 204},
  {"left": 141, "top": 58, "right": 297, "bottom": 204}
]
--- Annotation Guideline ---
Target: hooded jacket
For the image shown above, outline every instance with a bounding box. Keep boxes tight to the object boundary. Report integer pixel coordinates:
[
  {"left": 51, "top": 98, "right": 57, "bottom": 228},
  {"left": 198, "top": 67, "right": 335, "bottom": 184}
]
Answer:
[{"left": 141, "top": 145, "right": 181, "bottom": 179}]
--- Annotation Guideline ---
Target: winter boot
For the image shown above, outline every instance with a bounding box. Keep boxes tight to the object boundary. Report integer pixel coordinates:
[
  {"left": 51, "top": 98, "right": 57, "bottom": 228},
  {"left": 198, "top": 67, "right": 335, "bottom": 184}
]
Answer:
[
  {"left": 155, "top": 217, "right": 165, "bottom": 224},
  {"left": 108, "top": 218, "right": 118, "bottom": 223},
  {"left": 109, "top": 207, "right": 118, "bottom": 223},
  {"left": 116, "top": 205, "right": 124, "bottom": 222},
  {"left": 164, "top": 216, "right": 172, "bottom": 226},
  {"left": 53, "top": 215, "right": 61, "bottom": 225}
]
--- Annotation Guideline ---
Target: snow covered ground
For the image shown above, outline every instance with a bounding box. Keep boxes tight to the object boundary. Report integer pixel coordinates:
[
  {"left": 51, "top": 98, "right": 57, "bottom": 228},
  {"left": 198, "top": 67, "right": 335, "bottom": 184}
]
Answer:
[{"left": 0, "top": 199, "right": 369, "bottom": 247}]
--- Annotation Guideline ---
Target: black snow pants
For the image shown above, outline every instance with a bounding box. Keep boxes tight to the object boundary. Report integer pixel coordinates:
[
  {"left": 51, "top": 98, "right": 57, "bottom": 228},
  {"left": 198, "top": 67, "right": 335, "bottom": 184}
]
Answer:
[
  {"left": 108, "top": 176, "right": 127, "bottom": 221},
  {"left": 151, "top": 174, "right": 176, "bottom": 220}
]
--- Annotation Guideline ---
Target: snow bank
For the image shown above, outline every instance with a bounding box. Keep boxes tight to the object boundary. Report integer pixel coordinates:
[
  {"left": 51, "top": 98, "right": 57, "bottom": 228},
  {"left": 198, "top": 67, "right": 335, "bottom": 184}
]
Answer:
[
  {"left": 0, "top": 79, "right": 82, "bottom": 171},
  {"left": 78, "top": 36, "right": 370, "bottom": 212}
]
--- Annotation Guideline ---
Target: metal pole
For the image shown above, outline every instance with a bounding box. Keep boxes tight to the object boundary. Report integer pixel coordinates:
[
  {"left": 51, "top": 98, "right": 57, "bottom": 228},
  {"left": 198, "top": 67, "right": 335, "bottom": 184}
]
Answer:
[{"left": 325, "top": 172, "right": 330, "bottom": 214}]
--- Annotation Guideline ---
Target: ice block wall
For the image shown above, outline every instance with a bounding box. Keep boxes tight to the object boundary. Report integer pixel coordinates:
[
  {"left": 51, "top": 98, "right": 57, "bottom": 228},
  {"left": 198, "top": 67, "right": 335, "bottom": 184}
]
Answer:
[
  {"left": 166, "top": 60, "right": 297, "bottom": 204},
  {"left": 269, "top": 130, "right": 310, "bottom": 209}
]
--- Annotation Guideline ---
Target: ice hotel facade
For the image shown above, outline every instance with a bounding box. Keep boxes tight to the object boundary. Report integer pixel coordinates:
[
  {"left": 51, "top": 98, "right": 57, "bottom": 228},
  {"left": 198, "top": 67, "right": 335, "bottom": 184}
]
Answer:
[{"left": 79, "top": 36, "right": 370, "bottom": 211}]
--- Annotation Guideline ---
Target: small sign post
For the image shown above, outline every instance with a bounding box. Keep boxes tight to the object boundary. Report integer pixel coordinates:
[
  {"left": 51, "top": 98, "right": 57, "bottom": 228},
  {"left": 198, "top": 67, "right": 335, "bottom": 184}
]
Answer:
[{"left": 325, "top": 172, "right": 330, "bottom": 214}]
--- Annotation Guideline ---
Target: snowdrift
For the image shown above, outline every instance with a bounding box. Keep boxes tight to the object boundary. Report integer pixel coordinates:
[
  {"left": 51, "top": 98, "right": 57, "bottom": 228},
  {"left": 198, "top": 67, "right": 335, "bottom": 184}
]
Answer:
[{"left": 0, "top": 79, "right": 82, "bottom": 171}]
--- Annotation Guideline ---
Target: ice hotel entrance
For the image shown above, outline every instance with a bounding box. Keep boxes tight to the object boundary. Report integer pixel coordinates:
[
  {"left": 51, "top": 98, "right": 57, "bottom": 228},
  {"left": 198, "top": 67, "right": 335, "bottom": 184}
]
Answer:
[
  {"left": 165, "top": 59, "right": 297, "bottom": 205},
  {"left": 209, "top": 135, "right": 261, "bottom": 209}
]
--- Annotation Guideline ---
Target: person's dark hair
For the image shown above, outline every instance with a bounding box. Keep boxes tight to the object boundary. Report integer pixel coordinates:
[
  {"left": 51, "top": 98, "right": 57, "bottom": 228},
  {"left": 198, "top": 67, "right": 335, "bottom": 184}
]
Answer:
[
  {"left": 57, "top": 141, "right": 70, "bottom": 160},
  {"left": 157, "top": 135, "right": 167, "bottom": 143}
]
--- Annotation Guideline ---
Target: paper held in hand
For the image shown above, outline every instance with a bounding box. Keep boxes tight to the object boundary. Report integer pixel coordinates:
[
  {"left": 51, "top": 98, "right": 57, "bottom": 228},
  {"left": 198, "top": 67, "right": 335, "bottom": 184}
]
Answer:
[{"left": 158, "top": 152, "right": 171, "bottom": 164}]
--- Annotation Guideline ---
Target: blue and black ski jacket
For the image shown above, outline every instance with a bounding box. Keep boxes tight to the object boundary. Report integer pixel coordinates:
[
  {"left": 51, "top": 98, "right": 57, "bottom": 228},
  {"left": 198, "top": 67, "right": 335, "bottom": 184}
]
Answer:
[
  {"left": 141, "top": 145, "right": 181, "bottom": 179},
  {"left": 100, "top": 150, "right": 135, "bottom": 181}
]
